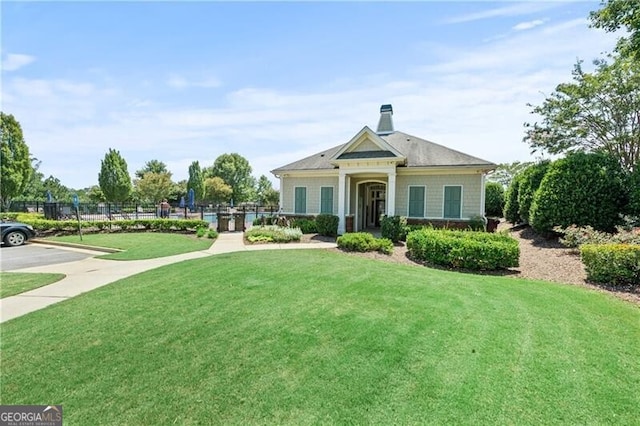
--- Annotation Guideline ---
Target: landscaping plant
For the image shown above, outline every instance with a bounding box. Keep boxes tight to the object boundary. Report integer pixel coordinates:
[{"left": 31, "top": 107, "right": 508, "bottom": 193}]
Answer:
[
  {"left": 380, "top": 215, "right": 407, "bottom": 242},
  {"left": 337, "top": 232, "right": 393, "bottom": 255},
  {"left": 530, "top": 152, "right": 627, "bottom": 234},
  {"left": 245, "top": 225, "right": 302, "bottom": 243},
  {"left": 407, "top": 228, "right": 519, "bottom": 270}
]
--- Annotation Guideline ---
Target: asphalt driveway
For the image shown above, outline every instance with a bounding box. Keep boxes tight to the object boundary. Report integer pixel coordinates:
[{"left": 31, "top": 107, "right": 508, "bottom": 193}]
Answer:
[{"left": 0, "top": 243, "right": 96, "bottom": 271}]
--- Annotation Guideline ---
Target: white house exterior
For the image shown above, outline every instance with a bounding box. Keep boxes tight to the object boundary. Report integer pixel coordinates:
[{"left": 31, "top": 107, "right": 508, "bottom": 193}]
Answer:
[{"left": 271, "top": 105, "right": 496, "bottom": 234}]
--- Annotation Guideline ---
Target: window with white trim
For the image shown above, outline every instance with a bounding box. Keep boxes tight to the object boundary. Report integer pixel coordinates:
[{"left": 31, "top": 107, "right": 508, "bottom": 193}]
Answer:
[
  {"left": 443, "top": 186, "right": 462, "bottom": 219},
  {"left": 294, "top": 187, "right": 307, "bottom": 214},
  {"left": 320, "top": 187, "right": 333, "bottom": 214},
  {"left": 408, "top": 186, "right": 425, "bottom": 217}
]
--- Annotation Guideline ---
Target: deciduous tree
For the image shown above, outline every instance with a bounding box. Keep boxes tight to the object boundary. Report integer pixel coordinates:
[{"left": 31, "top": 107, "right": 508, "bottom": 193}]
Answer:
[
  {"left": 134, "top": 172, "right": 174, "bottom": 204},
  {"left": 207, "top": 153, "right": 256, "bottom": 203},
  {"left": 14, "top": 158, "right": 45, "bottom": 201},
  {"left": 1, "top": 113, "right": 32, "bottom": 210},
  {"left": 135, "top": 159, "right": 169, "bottom": 179},
  {"left": 43, "top": 175, "right": 71, "bottom": 202},
  {"left": 256, "top": 175, "right": 279, "bottom": 206},
  {"left": 98, "top": 148, "right": 132, "bottom": 203},
  {"left": 590, "top": 0, "right": 640, "bottom": 57},
  {"left": 204, "top": 177, "right": 233, "bottom": 204},
  {"left": 487, "top": 161, "right": 532, "bottom": 188},
  {"left": 524, "top": 55, "right": 640, "bottom": 173}
]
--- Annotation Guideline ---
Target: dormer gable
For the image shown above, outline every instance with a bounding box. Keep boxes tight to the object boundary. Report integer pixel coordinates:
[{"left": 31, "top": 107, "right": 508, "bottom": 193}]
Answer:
[{"left": 330, "top": 126, "right": 406, "bottom": 165}]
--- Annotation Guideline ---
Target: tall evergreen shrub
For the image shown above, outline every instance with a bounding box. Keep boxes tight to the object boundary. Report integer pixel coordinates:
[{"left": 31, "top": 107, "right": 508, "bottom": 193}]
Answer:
[
  {"left": 484, "top": 182, "right": 505, "bottom": 217},
  {"left": 517, "top": 160, "right": 550, "bottom": 224},
  {"left": 503, "top": 174, "right": 522, "bottom": 224},
  {"left": 530, "top": 152, "right": 627, "bottom": 233}
]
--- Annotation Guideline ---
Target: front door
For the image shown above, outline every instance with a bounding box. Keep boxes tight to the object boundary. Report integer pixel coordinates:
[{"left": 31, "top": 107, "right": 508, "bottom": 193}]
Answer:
[{"left": 367, "top": 184, "right": 386, "bottom": 228}]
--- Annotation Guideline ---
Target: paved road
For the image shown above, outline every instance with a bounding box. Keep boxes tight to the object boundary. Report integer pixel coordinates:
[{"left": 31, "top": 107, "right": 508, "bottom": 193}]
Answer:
[{"left": 0, "top": 243, "right": 95, "bottom": 271}]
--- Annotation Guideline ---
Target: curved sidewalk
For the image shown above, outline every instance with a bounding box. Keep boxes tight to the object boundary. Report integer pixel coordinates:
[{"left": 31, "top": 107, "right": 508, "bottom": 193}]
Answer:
[{"left": 1, "top": 233, "right": 337, "bottom": 323}]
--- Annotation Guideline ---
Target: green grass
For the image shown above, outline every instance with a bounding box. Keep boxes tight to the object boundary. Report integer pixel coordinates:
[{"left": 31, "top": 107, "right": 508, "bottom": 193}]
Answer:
[
  {"left": 1, "top": 250, "right": 639, "bottom": 424},
  {"left": 45, "top": 232, "right": 214, "bottom": 260},
  {"left": 0, "top": 272, "right": 66, "bottom": 298}
]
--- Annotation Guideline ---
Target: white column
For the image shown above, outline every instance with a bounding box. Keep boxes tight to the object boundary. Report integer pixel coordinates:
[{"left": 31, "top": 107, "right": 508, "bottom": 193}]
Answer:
[
  {"left": 337, "top": 171, "right": 346, "bottom": 234},
  {"left": 480, "top": 173, "right": 486, "bottom": 219},
  {"left": 345, "top": 176, "right": 351, "bottom": 215},
  {"left": 387, "top": 171, "right": 396, "bottom": 216},
  {"left": 279, "top": 176, "right": 284, "bottom": 212}
]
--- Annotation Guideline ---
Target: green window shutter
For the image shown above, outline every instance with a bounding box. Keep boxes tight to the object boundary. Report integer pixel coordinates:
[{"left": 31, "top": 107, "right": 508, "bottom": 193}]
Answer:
[
  {"left": 295, "top": 187, "right": 306, "bottom": 214},
  {"left": 444, "top": 186, "right": 461, "bottom": 218},
  {"left": 320, "top": 187, "right": 333, "bottom": 214},
  {"left": 408, "top": 186, "right": 425, "bottom": 217}
]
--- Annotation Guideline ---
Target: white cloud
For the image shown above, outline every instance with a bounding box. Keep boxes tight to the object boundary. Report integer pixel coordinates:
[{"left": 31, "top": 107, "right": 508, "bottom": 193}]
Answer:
[
  {"left": 167, "top": 74, "right": 221, "bottom": 89},
  {"left": 445, "top": 2, "right": 560, "bottom": 24},
  {"left": 513, "top": 19, "right": 547, "bottom": 31},
  {"left": 1, "top": 53, "right": 36, "bottom": 71},
  {"left": 0, "top": 15, "right": 619, "bottom": 190}
]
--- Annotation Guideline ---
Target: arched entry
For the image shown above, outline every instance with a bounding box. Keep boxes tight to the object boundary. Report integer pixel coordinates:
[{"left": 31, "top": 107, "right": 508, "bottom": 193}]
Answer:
[{"left": 356, "top": 181, "right": 386, "bottom": 231}]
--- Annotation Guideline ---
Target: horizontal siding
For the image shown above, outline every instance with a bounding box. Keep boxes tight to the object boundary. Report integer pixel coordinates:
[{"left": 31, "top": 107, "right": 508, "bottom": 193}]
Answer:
[
  {"left": 395, "top": 174, "right": 482, "bottom": 219},
  {"left": 281, "top": 176, "right": 339, "bottom": 214},
  {"left": 282, "top": 173, "right": 483, "bottom": 218},
  {"left": 352, "top": 139, "right": 380, "bottom": 152}
]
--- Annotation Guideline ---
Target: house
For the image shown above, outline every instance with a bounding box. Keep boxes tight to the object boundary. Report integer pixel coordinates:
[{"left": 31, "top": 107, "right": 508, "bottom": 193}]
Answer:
[{"left": 271, "top": 105, "right": 497, "bottom": 234}]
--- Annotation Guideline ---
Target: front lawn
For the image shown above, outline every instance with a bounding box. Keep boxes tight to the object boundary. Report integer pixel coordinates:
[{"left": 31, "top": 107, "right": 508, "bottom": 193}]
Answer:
[
  {"left": 0, "top": 272, "right": 66, "bottom": 298},
  {"left": 45, "top": 233, "right": 214, "bottom": 260},
  {"left": 1, "top": 250, "right": 638, "bottom": 424}
]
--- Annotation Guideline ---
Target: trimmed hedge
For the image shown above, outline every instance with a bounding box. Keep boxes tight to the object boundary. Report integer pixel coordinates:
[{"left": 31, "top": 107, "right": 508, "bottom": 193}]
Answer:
[
  {"left": 381, "top": 215, "right": 407, "bottom": 243},
  {"left": 20, "top": 218, "right": 208, "bottom": 234},
  {"left": 580, "top": 243, "right": 640, "bottom": 286},
  {"left": 406, "top": 228, "right": 519, "bottom": 270},
  {"left": 337, "top": 232, "right": 393, "bottom": 255},
  {"left": 316, "top": 214, "right": 339, "bottom": 237}
]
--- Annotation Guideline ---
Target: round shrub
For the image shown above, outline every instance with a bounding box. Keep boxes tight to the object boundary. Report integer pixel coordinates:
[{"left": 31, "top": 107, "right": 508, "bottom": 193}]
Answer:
[
  {"left": 381, "top": 215, "right": 407, "bottom": 242},
  {"left": 337, "top": 232, "right": 393, "bottom": 255},
  {"left": 337, "top": 232, "right": 376, "bottom": 252},
  {"left": 530, "top": 152, "right": 627, "bottom": 233},
  {"left": 290, "top": 218, "right": 318, "bottom": 234},
  {"left": 484, "top": 182, "right": 505, "bottom": 218},
  {"left": 316, "top": 214, "right": 339, "bottom": 237}
]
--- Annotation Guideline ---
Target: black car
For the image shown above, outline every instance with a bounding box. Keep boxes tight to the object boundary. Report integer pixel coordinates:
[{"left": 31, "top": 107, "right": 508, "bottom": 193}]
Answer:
[{"left": 1, "top": 221, "right": 37, "bottom": 247}]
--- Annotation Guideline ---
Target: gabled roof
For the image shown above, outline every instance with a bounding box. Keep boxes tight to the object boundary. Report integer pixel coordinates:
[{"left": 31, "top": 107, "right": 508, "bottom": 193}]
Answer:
[
  {"left": 330, "top": 126, "right": 405, "bottom": 163},
  {"left": 271, "top": 130, "right": 495, "bottom": 174}
]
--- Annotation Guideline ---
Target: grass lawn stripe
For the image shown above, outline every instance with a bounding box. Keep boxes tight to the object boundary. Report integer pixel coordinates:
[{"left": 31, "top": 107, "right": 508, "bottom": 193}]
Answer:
[
  {"left": 45, "top": 232, "right": 214, "bottom": 260},
  {"left": 1, "top": 250, "right": 638, "bottom": 424},
  {"left": 0, "top": 272, "right": 66, "bottom": 298}
]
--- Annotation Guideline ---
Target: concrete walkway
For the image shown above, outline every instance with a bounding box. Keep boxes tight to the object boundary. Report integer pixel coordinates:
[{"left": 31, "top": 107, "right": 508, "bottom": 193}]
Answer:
[{"left": 1, "top": 232, "right": 337, "bottom": 323}]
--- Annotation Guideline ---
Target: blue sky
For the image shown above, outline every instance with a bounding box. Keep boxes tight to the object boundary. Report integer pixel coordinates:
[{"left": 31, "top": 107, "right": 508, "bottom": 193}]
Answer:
[{"left": 1, "top": 1, "right": 618, "bottom": 190}]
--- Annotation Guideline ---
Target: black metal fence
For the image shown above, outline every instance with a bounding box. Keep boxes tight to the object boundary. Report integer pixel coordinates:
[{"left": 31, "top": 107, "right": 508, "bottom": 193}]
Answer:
[{"left": 8, "top": 200, "right": 280, "bottom": 225}]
